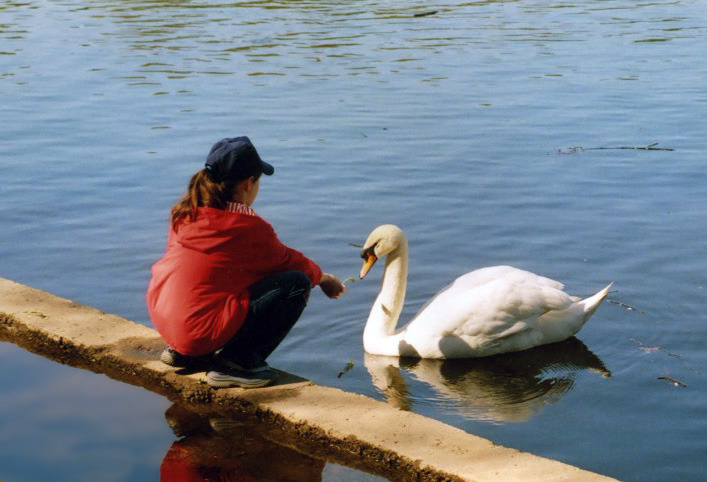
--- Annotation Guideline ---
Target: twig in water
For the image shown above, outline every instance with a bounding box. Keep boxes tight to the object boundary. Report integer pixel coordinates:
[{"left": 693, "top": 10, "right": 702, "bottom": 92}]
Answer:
[
  {"left": 348, "top": 242, "right": 363, "bottom": 249},
  {"left": 338, "top": 360, "right": 355, "bottom": 378},
  {"left": 586, "top": 143, "right": 674, "bottom": 151},
  {"left": 657, "top": 376, "right": 687, "bottom": 388},
  {"left": 557, "top": 143, "right": 674, "bottom": 154},
  {"left": 608, "top": 299, "right": 645, "bottom": 314},
  {"left": 413, "top": 10, "right": 438, "bottom": 17}
]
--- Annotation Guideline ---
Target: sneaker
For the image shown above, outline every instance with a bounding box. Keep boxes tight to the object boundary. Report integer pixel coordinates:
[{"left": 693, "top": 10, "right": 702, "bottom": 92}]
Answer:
[
  {"left": 206, "top": 367, "right": 278, "bottom": 389},
  {"left": 214, "top": 350, "right": 270, "bottom": 374},
  {"left": 160, "top": 347, "right": 212, "bottom": 368},
  {"left": 217, "top": 356, "right": 271, "bottom": 374}
]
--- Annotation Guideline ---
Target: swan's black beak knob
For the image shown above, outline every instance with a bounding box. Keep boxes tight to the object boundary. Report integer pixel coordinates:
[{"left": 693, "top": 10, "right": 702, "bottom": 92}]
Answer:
[{"left": 360, "top": 251, "right": 378, "bottom": 279}]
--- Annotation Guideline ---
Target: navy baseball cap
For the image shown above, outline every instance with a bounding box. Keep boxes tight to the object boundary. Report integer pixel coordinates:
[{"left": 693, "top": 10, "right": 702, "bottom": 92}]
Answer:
[{"left": 204, "top": 136, "right": 274, "bottom": 182}]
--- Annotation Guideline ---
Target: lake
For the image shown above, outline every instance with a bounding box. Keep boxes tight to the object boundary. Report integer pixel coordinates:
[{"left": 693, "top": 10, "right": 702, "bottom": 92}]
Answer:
[{"left": 1, "top": 0, "right": 706, "bottom": 480}]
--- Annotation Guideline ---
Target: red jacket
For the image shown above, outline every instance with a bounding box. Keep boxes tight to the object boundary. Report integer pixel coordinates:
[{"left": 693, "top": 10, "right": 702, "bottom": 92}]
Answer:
[{"left": 147, "top": 206, "right": 322, "bottom": 356}]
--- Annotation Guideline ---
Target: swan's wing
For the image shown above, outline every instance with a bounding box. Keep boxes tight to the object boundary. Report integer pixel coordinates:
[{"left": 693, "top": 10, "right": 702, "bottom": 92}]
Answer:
[
  {"left": 455, "top": 278, "right": 572, "bottom": 339},
  {"left": 407, "top": 268, "right": 573, "bottom": 343},
  {"left": 454, "top": 266, "right": 565, "bottom": 293},
  {"left": 412, "top": 266, "right": 565, "bottom": 323},
  {"left": 412, "top": 266, "right": 554, "bottom": 317}
]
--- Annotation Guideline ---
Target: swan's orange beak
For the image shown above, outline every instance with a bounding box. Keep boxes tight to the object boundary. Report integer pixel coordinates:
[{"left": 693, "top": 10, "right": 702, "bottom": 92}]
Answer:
[{"left": 360, "top": 253, "right": 378, "bottom": 279}]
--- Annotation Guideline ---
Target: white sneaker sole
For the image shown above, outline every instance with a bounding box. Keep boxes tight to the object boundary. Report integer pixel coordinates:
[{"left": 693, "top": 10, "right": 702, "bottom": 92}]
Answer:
[{"left": 206, "top": 370, "right": 276, "bottom": 389}]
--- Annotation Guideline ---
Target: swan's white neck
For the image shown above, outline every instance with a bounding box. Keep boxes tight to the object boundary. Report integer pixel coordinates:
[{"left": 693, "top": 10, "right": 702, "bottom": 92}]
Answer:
[{"left": 363, "top": 237, "right": 409, "bottom": 355}]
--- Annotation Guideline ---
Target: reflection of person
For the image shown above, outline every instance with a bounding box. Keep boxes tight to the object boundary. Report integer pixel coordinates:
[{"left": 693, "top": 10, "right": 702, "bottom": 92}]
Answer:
[
  {"left": 147, "top": 137, "right": 345, "bottom": 388},
  {"left": 161, "top": 404, "right": 325, "bottom": 482}
]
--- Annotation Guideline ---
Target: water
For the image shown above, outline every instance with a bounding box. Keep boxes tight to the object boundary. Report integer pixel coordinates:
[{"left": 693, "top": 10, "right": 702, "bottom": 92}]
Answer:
[{"left": 1, "top": 0, "right": 706, "bottom": 480}]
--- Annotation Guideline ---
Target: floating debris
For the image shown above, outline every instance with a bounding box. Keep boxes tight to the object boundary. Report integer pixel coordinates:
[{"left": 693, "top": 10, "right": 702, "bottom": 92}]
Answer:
[
  {"left": 337, "top": 360, "right": 355, "bottom": 378},
  {"left": 413, "top": 10, "right": 438, "bottom": 17},
  {"left": 657, "top": 376, "right": 687, "bottom": 388},
  {"left": 631, "top": 338, "right": 683, "bottom": 360},
  {"left": 557, "top": 143, "right": 674, "bottom": 154},
  {"left": 631, "top": 338, "right": 701, "bottom": 376},
  {"left": 608, "top": 299, "right": 645, "bottom": 314}
]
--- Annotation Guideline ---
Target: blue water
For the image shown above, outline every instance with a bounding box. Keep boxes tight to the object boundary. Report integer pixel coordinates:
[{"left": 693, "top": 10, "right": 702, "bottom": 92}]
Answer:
[{"left": 2, "top": 0, "right": 707, "bottom": 480}]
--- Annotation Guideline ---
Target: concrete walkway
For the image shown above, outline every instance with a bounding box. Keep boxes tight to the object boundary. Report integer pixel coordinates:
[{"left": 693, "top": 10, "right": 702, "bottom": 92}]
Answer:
[{"left": 0, "top": 277, "right": 617, "bottom": 481}]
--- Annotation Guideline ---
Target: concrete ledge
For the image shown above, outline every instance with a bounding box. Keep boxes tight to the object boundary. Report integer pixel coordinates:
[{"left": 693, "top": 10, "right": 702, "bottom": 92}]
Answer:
[{"left": 0, "top": 277, "right": 617, "bottom": 481}]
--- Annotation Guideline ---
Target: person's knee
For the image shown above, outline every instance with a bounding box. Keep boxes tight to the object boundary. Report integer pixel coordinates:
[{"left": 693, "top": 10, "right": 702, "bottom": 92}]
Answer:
[{"left": 283, "top": 271, "right": 311, "bottom": 299}]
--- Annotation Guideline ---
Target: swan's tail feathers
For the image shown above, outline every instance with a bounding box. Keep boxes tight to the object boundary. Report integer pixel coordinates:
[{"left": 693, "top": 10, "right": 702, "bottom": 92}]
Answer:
[{"left": 579, "top": 282, "right": 613, "bottom": 321}]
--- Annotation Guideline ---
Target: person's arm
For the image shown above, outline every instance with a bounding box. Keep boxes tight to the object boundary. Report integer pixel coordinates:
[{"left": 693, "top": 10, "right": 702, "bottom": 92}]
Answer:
[
  {"left": 243, "top": 221, "right": 323, "bottom": 286},
  {"left": 237, "top": 218, "right": 346, "bottom": 299}
]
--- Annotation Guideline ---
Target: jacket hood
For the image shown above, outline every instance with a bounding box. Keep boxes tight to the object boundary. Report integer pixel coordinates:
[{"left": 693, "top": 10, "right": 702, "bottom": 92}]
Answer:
[{"left": 174, "top": 207, "right": 258, "bottom": 254}]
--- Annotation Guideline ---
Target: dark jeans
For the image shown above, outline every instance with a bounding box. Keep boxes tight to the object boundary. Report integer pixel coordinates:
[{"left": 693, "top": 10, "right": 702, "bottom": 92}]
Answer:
[{"left": 219, "top": 271, "right": 311, "bottom": 369}]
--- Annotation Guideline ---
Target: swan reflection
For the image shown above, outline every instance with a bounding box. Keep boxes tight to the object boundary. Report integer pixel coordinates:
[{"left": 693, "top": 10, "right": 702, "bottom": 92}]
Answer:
[{"left": 365, "top": 337, "right": 609, "bottom": 423}]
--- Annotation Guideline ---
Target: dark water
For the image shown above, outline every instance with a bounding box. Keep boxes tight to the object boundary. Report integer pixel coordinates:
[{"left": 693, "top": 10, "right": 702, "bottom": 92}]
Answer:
[{"left": 2, "top": 0, "right": 707, "bottom": 480}]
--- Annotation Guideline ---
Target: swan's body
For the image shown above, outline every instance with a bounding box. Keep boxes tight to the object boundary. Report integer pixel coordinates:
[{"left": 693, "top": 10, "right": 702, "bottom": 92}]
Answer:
[{"left": 359, "top": 225, "right": 612, "bottom": 359}]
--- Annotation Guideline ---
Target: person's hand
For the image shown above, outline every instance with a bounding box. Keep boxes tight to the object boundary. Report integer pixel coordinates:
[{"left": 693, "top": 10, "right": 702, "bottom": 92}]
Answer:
[{"left": 319, "top": 273, "right": 346, "bottom": 299}]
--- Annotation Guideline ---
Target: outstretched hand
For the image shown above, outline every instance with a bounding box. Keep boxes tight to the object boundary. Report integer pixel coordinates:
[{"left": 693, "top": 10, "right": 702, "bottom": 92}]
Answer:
[{"left": 319, "top": 273, "right": 347, "bottom": 299}]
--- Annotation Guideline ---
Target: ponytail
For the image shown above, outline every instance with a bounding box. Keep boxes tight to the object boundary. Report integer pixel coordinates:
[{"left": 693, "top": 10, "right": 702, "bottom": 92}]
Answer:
[{"left": 170, "top": 170, "right": 237, "bottom": 230}]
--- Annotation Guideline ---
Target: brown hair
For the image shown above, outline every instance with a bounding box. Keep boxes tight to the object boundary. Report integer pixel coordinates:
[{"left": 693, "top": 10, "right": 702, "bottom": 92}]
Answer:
[{"left": 170, "top": 169, "right": 239, "bottom": 230}]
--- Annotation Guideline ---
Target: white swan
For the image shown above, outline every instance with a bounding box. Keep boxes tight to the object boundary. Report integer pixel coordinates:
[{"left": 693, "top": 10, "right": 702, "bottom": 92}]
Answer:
[{"left": 358, "top": 224, "right": 612, "bottom": 359}]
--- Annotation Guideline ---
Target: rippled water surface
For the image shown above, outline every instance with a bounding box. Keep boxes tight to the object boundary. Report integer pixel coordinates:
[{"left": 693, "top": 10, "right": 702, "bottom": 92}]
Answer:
[{"left": 2, "top": 0, "right": 707, "bottom": 480}]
